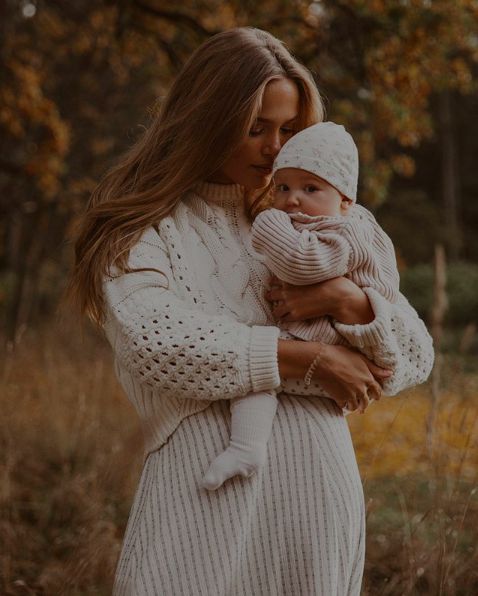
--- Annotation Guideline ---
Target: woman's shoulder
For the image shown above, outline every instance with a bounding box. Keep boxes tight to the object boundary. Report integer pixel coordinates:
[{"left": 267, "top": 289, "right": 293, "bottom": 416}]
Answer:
[
  {"left": 104, "top": 225, "right": 172, "bottom": 310},
  {"left": 122, "top": 226, "right": 169, "bottom": 276},
  {"left": 131, "top": 201, "right": 189, "bottom": 258},
  {"left": 127, "top": 200, "right": 193, "bottom": 267},
  {"left": 134, "top": 225, "right": 168, "bottom": 255}
]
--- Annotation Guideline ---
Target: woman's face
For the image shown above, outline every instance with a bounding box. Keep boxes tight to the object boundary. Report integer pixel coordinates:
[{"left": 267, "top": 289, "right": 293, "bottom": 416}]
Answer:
[{"left": 212, "top": 78, "right": 300, "bottom": 190}]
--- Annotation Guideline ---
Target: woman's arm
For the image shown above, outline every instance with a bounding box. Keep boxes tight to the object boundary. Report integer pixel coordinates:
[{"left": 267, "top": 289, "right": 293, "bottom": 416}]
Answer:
[
  {"left": 266, "top": 275, "right": 374, "bottom": 324},
  {"left": 105, "top": 228, "right": 395, "bottom": 408},
  {"left": 105, "top": 267, "right": 388, "bottom": 409},
  {"left": 267, "top": 277, "right": 434, "bottom": 395},
  {"left": 333, "top": 287, "right": 434, "bottom": 395},
  {"left": 103, "top": 230, "right": 282, "bottom": 402},
  {"left": 105, "top": 283, "right": 281, "bottom": 401},
  {"left": 278, "top": 339, "right": 391, "bottom": 410}
]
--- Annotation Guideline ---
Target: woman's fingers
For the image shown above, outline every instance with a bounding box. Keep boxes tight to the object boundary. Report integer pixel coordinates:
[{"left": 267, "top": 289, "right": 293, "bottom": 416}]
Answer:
[
  {"left": 270, "top": 302, "right": 289, "bottom": 319},
  {"left": 364, "top": 360, "right": 393, "bottom": 384},
  {"left": 356, "top": 391, "right": 369, "bottom": 413},
  {"left": 270, "top": 274, "right": 281, "bottom": 285},
  {"left": 341, "top": 389, "right": 370, "bottom": 414},
  {"left": 346, "top": 394, "right": 359, "bottom": 411},
  {"left": 266, "top": 287, "right": 285, "bottom": 302},
  {"left": 367, "top": 380, "right": 382, "bottom": 402},
  {"left": 305, "top": 344, "right": 389, "bottom": 411}
]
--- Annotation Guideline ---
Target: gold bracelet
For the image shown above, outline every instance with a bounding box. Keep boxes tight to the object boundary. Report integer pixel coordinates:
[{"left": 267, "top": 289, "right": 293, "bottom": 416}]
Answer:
[{"left": 304, "top": 347, "right": 324, "bottom": 387}]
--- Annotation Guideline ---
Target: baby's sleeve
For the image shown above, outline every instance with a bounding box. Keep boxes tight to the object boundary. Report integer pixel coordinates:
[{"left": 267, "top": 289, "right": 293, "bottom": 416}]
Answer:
[{"left": 251, "top": 208, "right": 353, "bottom": 285}]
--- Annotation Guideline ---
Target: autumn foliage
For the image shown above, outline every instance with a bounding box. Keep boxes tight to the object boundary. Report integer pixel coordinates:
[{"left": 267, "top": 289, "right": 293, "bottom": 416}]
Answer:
[
  {"left": 1, "top": 0, "right": 478, "bottom": 339},
  {"left": 1, "top": 2, "right": 478, "bottom": 594}
]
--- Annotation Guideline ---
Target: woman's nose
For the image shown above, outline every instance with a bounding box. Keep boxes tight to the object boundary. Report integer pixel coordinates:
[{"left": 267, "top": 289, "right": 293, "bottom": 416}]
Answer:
[{"left": 262, "top": 131, "right": 282, "bottom": 157}]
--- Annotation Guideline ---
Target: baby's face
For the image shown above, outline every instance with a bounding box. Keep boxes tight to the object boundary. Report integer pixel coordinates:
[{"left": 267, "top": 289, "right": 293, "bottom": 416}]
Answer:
[{"left": 272, "top": 168, "right": 352, "bottom": 217}]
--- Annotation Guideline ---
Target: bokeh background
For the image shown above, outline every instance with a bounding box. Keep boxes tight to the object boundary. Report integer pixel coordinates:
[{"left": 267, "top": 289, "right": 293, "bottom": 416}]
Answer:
[{"left": 1, "top": 1, "right": 477, "bottom": 594}]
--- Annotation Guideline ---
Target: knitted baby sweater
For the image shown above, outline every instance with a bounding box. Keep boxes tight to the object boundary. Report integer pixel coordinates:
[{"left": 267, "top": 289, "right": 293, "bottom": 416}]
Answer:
[
  {"left": 250, "top": 205, "right": 399, "bottom": 341},
  {"left": 103, "top": 182, "right": 434, "bottom": 456}
]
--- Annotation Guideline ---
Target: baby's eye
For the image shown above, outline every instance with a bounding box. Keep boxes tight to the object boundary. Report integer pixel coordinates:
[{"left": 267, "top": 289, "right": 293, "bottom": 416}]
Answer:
[
  {"left": 276, "top": 184, "right": 289, "bottom": 192},
  {"left": 305, "top": 185, "right": 319, "bottom": 193}
]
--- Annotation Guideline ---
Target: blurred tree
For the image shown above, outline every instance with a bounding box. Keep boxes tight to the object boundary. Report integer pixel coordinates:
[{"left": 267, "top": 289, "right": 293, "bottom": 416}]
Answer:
[
  {"left": 0, "top": 1, "right": 174, "bottom": 340},
  {"left": 1, "top": 0, "right": 477, "bottom": 338}
]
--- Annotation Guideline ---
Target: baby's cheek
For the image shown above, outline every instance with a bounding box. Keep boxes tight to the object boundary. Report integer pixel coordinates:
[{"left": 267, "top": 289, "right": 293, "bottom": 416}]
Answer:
[{"left": 272, "top": 196, "right": 284, "bottom": 209}]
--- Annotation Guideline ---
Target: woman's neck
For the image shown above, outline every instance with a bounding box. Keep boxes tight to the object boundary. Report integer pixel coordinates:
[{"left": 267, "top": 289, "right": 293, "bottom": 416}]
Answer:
[{"left": 195, "top": 181, "right": 244, "bottom": 206}]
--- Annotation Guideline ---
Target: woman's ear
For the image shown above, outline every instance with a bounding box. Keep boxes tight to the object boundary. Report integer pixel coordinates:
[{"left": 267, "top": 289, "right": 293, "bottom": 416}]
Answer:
[{"left": 341, "top": 197, "right": 353, "bottom": 215}]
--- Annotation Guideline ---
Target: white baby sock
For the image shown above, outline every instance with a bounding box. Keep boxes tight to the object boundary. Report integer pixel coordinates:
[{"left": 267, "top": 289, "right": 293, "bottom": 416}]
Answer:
[{"left": 201, "top": 392, "right": 278, "bottom": 490}]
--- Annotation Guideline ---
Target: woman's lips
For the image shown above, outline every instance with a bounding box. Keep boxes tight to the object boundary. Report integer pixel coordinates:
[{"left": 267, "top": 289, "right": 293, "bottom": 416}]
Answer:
[{"left": 252, "top": 165, "right": 273, "bottom": 175}]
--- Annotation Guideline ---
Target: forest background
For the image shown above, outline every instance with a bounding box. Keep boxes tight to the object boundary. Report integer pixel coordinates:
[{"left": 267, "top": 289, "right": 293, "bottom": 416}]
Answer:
[{"left": 1, "top": 0, "right": 477, "bottom": 594}]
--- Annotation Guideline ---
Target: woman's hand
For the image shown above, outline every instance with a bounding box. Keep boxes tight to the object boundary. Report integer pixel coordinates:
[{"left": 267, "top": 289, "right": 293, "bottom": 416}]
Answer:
[
  {"left": 277, "top": 339, "right": 393, "bottom": 413},
  {"left": 313, "top": 343, "right": 392, "bottom": 411},
  {"left": 266, "top": 275, "right": 375, "bottom": 325}
]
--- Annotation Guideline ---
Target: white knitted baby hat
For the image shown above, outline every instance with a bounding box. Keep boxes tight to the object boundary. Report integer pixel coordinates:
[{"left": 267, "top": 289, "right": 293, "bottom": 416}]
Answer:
[{"left": 272, "top": 122, "right": 359, "bottom": 202}]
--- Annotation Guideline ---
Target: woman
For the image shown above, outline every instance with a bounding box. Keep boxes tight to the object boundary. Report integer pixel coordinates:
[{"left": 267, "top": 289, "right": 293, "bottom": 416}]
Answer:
[{"left": 69, "top": 28, "right": 434, "bottom": 595}]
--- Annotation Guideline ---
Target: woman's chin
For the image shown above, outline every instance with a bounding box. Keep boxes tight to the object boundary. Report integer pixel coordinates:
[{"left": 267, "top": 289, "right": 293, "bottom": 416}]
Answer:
[{"left": 243, "top": 174, "right": 273, "bottom": 191}]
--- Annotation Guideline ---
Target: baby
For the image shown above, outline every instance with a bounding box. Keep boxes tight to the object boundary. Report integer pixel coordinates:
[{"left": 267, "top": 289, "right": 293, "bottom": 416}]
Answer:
[{"left": 201, "top": 122, "right": 400, "bottom": 491}]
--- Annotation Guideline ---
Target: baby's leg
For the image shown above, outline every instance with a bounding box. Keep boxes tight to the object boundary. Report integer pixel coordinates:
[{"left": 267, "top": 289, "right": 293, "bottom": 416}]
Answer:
[{"left": 201, "top": 392, "right": 278, "bottom": 490}]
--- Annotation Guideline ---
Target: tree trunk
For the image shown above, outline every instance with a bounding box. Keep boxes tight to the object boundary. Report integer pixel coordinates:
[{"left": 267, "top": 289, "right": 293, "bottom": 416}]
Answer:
[{"left": 440, "top": 90, "right": 461, "bottom": 261}]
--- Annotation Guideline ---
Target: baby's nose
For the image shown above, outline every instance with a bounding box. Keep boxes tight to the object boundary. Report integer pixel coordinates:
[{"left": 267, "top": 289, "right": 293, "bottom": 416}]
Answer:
[{"left": 286, "top": 193, "right": 300, "bottom": 205}]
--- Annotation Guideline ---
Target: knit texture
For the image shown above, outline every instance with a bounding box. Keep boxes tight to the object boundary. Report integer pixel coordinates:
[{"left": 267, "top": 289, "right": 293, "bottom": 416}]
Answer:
[
  {"left": 104, "top": 184, "right": 433, "bottom": 455},
  {"left": 114, "top": 397, "right": 366, "bottom": 596},
  {"left": 251, "top": 205, "right": 405, "bottom": 394},
  {"left": 103, "top": 183, "right": 281, "bottom": 456},
  {"left": 202, "top": 201, "right": 402, "bottom": 487},
  {"left": 105, "top": 181, "right": 434, "bottom": 595}
]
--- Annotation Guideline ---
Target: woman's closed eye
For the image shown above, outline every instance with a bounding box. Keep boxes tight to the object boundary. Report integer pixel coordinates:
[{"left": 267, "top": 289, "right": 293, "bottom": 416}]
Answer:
[
  {"left": 249, "top": 126, "right": 296, "bottom": 137},
  {"left": 249, "top": 127, "right": 264, "bottom": 137},
  {"left": 280, "top": 127, "right": 296, "bottom": 136}
]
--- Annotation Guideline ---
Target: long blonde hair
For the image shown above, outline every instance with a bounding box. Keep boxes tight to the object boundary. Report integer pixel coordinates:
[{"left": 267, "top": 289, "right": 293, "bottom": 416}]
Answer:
[{"left": 68, "top": 27, "right": 324, "bottom": 325}]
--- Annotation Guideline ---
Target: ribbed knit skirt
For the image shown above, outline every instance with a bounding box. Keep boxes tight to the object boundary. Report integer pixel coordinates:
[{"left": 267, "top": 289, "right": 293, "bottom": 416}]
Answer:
[{"left": 113, "top": 394, "right": 365, "bottom": 596}]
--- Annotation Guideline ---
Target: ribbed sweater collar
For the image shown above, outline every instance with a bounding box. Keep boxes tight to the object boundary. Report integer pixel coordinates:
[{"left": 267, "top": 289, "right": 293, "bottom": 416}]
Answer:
[{"left": 194, "top": 181, "right": 245, "bottom": 206}]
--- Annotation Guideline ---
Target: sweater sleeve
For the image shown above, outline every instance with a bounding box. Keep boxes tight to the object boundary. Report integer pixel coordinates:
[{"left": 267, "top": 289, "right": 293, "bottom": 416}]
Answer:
[
  {"left": 334, "top": 287, "right": 434, "bottom": 395},
  {"left": 103, "top": 231, "right": 281, "bottom": 401},
  {"left": 251, "top": 208, "right": 353, "bottom": 285}
]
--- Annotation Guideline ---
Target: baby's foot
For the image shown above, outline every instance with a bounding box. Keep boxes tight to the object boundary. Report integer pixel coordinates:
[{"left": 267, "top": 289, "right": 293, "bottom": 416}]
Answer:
[{"left": 201, "top": 442, "right": 267, "bottom": 490}]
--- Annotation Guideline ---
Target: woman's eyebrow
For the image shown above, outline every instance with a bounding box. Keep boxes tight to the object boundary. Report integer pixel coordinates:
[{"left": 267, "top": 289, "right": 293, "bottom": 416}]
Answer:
[{"left": 256, "top": 116, "right": 298, "bottom": 124}]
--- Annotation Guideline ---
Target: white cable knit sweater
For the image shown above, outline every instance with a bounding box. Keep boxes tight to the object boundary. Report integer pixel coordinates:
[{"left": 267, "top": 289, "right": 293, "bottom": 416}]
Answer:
[{"left": 103, "top": 182, "right": 434, "bottom": 456}]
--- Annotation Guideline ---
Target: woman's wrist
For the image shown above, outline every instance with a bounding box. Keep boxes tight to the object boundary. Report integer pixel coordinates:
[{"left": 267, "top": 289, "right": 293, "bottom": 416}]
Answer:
[
  {"left": 249, "top": 325, "right": 282, "bottom": 392},
  {"left": 333, "top": 286, "right": 374, "bottom": 325},
  {"left": 278, "top": 339, "right": 328, "bottom": 381},
  {"left": 304, "top": 343, "right": 327, "bottom": 386}
]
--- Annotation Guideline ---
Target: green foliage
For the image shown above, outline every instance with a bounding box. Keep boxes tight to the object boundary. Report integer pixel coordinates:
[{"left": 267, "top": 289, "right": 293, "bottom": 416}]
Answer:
[{"left": 401, "top": 261, "right": 478, "bottom": 326}]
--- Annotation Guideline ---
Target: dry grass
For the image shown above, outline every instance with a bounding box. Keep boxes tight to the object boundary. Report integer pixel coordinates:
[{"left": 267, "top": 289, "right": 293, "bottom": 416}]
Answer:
[
  {"left": 1, "top": 320, "right": 142, "bottom": 595},
  {"left": 349, "top": 371, "right": 478, "bottom": 595},
  {"left": 1, "top": 320, "right": 477, "bottom": 595}
]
